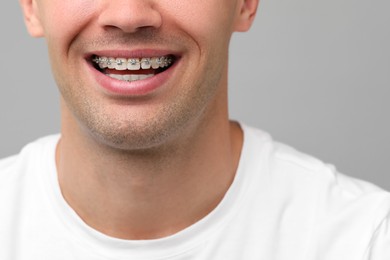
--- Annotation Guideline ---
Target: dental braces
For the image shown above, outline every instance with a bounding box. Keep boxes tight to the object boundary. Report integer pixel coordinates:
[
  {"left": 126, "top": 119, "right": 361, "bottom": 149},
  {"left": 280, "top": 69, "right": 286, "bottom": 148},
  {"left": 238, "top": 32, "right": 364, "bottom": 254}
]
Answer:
[{"left": 93, "top": 56, "right": 173, "bottom": 69}]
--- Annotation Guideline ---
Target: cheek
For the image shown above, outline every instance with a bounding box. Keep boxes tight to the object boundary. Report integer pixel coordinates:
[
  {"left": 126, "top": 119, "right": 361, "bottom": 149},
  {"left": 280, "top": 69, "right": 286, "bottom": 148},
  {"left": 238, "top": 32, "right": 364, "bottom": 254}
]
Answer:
[
  {"left": 161, "top": 0, "right": 236, "bottom": 46},
  {"left": 40, "top": 0, "right": 97, "bottom": 53}
]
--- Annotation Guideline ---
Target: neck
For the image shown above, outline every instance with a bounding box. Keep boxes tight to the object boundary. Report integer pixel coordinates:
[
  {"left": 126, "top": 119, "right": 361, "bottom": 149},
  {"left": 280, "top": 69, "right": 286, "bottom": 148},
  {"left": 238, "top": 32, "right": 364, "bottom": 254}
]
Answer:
[{"left": 56, "top": 98, "right": 243, "bottom": 240}]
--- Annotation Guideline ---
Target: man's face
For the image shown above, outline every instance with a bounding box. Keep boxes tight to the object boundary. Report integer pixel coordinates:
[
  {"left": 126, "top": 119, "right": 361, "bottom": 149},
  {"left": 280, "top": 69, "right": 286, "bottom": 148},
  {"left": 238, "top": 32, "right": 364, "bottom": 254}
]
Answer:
[{"left": 21, "top": 0, "right": 257, "bottom": 150}]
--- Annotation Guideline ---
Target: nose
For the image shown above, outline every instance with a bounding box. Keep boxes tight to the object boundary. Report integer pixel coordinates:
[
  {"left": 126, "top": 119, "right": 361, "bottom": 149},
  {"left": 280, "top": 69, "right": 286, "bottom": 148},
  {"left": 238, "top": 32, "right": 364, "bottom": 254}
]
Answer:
[{"left": 97, "top": 0, "right": 162, "bottom": 33}]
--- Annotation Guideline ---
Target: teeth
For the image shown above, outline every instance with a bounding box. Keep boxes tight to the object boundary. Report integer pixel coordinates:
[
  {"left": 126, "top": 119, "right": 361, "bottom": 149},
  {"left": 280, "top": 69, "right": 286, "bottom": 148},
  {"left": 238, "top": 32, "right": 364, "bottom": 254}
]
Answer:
[
  {"left": 107, "top": 57, "right": 116, "bottom": 69},
  {"left": 98, "top": 57, "right": 108, "bottom": 69},
  {"left": 127, "top": 58, "right": 141, "bottom": 70},
  {"left": 94, "top": 56, "right": 173, "bottom": 71},
  {"left": 151, "top": 57, "right": 160, "bottom": 69},
  {"left": 141, "top": 58, "right": 152, "bottom": 69},
  {"left": 109, "top": 74, "right": 123, "bottom": 80},
  {"left": 123, "top": 75, "right": 132, "bottom": 81},
  {"left": 107, "top": 73, "right": 154, "bottom": 82},
  {"left": 139, "top": 74, "right": 150, "bottom": 80},
  {"left": 115, "top": 58, "right": 128, "bottom": 70},
  {"left": 161, "top": 57, "right": 168, "bottom": 68}
]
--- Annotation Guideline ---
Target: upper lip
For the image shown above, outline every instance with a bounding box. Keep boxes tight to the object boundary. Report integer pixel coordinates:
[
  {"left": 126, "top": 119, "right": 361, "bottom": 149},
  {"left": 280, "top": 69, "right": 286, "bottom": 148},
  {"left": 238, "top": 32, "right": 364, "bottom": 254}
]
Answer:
[{"left": 85, "top": 49, "right": 180, "bottom": 60}]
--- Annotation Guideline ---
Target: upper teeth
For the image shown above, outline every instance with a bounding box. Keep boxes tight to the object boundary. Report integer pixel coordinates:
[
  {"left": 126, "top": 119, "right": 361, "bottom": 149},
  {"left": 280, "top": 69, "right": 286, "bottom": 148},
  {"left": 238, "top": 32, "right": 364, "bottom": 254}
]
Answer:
[{"left": 93, "top": 56, "right": 173, "bottom": 71}]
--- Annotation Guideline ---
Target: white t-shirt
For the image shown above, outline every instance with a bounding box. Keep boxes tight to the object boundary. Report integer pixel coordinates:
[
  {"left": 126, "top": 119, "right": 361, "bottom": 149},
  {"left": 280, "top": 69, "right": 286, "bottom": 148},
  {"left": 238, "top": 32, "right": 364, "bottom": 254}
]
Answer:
[{"left": 1, "top": 125, "right": 389, "bottom": 260}]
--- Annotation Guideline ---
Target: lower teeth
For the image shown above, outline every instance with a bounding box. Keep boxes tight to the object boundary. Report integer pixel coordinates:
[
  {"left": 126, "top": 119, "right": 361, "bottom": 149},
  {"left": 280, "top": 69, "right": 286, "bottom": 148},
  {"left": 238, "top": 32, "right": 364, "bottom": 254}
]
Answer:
[{"left": 106, "top": 73, "right": 154, "bottom": 82}]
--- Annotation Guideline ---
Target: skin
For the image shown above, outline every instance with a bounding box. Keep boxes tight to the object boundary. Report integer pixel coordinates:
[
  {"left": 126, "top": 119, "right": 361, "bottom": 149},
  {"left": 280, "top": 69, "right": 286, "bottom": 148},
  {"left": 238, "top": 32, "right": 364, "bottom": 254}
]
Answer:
[{"left": 19, "top": 0, "right": 259, "bottom": 239}]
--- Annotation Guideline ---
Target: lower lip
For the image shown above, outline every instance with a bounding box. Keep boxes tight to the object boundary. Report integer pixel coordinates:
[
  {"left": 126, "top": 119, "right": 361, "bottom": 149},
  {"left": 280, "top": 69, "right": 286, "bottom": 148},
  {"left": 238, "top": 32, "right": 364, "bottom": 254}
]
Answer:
[{"left": 87, "top": 60, "right": 178, "bottom": 96}]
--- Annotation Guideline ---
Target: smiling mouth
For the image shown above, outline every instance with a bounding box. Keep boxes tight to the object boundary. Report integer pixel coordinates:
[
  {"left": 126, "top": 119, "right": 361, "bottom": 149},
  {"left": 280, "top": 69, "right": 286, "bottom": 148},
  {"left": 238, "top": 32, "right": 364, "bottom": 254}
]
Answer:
[{"left": 92, "top": 55, "right": 176, "bottom": 82}]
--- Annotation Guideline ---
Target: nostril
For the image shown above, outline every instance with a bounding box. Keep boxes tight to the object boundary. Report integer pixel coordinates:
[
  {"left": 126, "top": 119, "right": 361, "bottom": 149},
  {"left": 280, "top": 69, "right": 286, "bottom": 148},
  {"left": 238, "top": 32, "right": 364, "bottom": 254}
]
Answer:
[{"left": 97, "top": 2, "right": 163, "bottom": 33}]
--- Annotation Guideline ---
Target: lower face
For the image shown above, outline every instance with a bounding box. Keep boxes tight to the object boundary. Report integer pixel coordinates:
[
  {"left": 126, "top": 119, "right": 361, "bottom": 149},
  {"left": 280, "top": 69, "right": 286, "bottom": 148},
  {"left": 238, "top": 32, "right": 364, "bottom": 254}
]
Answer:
[{"left": 38, "top": 0, "right": 239, "bottom": 151}]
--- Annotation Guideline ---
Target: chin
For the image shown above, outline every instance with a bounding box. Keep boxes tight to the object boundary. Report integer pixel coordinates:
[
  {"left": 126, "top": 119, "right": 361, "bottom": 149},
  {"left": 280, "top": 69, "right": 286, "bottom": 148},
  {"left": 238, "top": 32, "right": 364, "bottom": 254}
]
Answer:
[{"left": 82, "top": 116, "right": 185, "bottom": 152}]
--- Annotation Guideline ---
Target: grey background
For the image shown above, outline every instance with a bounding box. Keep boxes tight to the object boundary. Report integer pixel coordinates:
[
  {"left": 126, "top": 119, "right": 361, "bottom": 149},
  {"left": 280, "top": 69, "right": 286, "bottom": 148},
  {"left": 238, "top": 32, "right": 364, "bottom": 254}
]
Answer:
[{"left": 1, "top": 0, "right": 389, "bottom": 190}]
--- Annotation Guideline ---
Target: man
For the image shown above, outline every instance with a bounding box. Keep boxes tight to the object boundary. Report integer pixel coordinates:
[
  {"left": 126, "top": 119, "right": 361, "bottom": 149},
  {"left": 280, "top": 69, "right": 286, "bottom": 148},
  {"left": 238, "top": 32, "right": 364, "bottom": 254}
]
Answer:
[{"left": 0, "top": 0, "right": 389, "bottom": 259}]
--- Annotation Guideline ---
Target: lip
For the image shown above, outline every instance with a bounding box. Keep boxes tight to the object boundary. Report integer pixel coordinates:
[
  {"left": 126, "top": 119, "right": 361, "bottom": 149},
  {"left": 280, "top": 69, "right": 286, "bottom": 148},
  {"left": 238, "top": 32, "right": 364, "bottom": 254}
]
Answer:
[{"left": 85, "top": 49, "right": 180, "bottom": 97}]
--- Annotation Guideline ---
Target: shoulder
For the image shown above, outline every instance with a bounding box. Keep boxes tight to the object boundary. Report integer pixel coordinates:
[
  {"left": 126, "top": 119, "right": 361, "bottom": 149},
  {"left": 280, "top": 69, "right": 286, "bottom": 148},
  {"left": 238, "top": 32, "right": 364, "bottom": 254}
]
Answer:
[
  {"left": 242, "top": 123, "right": 390, "bottom": 224},
  {"left": 270, "top": 137, "right": 388, "bottom": 202},
  {"left": 0, "top": 135, "right": 60, "bottom": 254},
  {"left": 0, "top": 135, "right": 60, "bottom": 187},
  {"left": 243, "top": 124, "right": 388, "bottom": 196},
  {"left": 0, "top": 154, "right": 18, "bottom": 181},
  {"left": 270, "top": 139, "right": 390, "bottom": 221},
  {"left": 0, "top": 134, "right": 60, "bottom": 210},
  {"left": 242, "top": 124, "right": 390, "bottom": 257}
]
